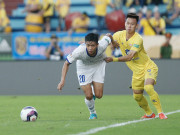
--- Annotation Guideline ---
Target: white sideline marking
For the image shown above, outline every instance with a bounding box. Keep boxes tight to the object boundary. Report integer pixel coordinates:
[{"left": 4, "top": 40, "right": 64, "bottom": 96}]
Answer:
[{"left": 72, "top": 110, "right": 180, "bottom": 135}]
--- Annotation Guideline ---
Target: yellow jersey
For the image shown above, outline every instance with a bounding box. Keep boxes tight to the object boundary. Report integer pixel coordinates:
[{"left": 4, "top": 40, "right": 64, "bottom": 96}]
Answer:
[
  {"left": 0, "top": 8, "right": 10, "bottom": 27},
  {"left": 72, "top": 17, "right": 90, "bottom": 33},
  {"left": 42, "top": 0, "right": 54, "bottom": 17},
  {"left": 113, "top": 30, "right": 155, "bottom": 76},
  {"left": 91, "top": 0, "right": 110, "bottom": 16},
  {"left": 55, "top": 0, "right": 70, "bottom": 18},
  {"left": 150, "top": 17, "right": 166, "bottom": 34},
  {"left": 140, "top": 18, "right": 156, "bottom": 36}
]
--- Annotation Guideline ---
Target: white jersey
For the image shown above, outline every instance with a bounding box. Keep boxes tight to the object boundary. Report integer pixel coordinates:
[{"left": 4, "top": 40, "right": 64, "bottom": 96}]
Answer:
[{"left": 66, "top": 36, "right": 111, "bottom": 67}]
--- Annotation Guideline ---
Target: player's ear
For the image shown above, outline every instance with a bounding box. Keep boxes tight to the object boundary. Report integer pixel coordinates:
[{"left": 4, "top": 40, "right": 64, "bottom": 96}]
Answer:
[{"left": 136, "top": 23, "right": 139, "bottom": 30}]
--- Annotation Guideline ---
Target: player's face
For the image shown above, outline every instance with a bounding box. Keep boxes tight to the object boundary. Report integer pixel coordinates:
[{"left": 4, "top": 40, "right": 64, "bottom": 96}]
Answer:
[
  {"left": 86, "top": 41, "right": 98, "bottom": 56},
  {"left": 125, "top": 18, "right": 137, "bottom": 34}
]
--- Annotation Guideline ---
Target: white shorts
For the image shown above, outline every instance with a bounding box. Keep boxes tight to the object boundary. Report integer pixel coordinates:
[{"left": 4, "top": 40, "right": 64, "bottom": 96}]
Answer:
[{"left": 76, "top": 61, "right": 106, "bottom": 86}]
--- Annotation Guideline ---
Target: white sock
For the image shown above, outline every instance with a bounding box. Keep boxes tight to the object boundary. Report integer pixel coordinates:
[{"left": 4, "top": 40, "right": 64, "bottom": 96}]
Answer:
[{"left": 85, "top": 98, "right": 96, "bottom": 114}]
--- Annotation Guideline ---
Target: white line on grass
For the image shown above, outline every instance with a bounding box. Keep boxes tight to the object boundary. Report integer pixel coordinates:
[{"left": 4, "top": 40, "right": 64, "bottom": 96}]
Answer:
[{"left": 71, "top": 110, "right": 180, "bottom": 135}]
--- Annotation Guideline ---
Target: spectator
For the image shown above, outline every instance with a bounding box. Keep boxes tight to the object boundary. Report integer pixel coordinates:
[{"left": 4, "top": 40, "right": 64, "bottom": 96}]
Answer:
[
  {"left": 151, "top": 10, "right": 166, "bottom": 35},
  {"left": 42, "top": 0, "right": 54, "bottom": 33},
  {"left": 0, "top": 0, "right": 11, "bottom": 33},
  {"left": 23, "top": 0, "right": 44, "bottom": 32},
  {"left": 23, "top": 0, "right": 42, "bottom": 14},
  {"left": 166, "top": 0, "right": 180, "bottom": 24},
  {"left": 113, "top": 0, "right": 123, "bottom": 10},
  {"left": 137, "top": 9, "right": 156, "bottom": 35},
  {"left": 90, "top": 0, "right": 114, "bottom": 32},
  {"left": 55, "top": 0, "right": 71, "bottom": 31},
  {"left": 45, "top": 34, "right": 64, "bottom": 60},
  {"left": 69, "top": 12, "right": 90, "bottom": 33},
  {"left": 161, "top": 0, "right": 174, "bottom": 20},
  {"left": 160, "top": 32, "right": 173, "bottom": 59}
]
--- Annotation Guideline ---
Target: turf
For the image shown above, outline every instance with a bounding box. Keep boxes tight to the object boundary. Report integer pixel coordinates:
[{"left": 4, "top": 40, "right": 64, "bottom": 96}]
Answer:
[{"left": 0, "top": 95, "right": 180, "bottom": 135}]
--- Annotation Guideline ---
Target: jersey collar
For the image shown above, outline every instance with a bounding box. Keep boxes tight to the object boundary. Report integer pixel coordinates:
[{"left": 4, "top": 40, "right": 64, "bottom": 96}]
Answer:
[{"left": 86, "top": 48, "right": 98, "bottom": 57}]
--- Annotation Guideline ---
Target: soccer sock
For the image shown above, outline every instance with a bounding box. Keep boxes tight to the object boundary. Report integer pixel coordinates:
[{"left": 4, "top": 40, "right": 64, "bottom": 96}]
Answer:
[
  {"left": 144, "top": 85, "right": 163, "bottom": 114},
  {"left": 133, "top": 93, "right": 153, "bottom": 115},
  {"left": 85, "top": 98, "right": 96, "bottom": 114}
]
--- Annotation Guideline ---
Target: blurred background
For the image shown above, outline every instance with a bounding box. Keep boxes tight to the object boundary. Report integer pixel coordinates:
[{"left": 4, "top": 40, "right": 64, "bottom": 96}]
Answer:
[
  {"left": 0, "top": 0, "right": 180, "bottom": 95},
  {"left": 0, "top": 0, "right": 180, "bottom": 60}
]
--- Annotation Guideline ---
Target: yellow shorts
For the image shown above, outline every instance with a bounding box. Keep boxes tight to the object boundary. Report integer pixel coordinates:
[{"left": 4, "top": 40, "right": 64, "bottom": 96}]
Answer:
[{"left": 132, "top": 63, "right": 158, "bottom": 90}]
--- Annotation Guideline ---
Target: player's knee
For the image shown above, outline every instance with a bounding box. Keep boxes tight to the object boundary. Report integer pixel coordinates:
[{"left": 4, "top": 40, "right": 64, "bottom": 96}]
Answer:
[
  {"left": 133, "top": 93, "right": 143, "bottom": 102},
  {"left": 86, "top": 94, "right": 93, "bottom": 100},
  {"left": 96, "top": 94, "right": 103, "bottom": 99},
  {"left": 144, "top": 85, "right": 154, "bottom": 95}
]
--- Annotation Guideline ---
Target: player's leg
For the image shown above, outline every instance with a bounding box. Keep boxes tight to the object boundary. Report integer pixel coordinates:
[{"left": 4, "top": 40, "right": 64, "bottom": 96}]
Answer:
[
  {"left": 92, "top": 81, "right": 103, "bottom": 99},
  {"left": 92, "top": 61, "right": 106, "bottom": 99},
  {"left": 144, "top": 66, "right": 167, "bottom": 119},
  {"left": 77, "top": 67, "right": 97, "bottom": 119},
  {"left": 144, "top": 79, "right": 167, "bottom": 119},
  {"left": 81, "top": 84, "right": 97, "bottom": 117},
  {"left": 132, "top": 77, "right": 154, "bottom": 118}
]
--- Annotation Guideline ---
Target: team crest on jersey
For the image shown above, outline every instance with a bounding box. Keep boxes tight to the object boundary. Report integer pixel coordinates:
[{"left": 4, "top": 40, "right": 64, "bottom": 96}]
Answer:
[{"left": 147, "top": 69, "right": 151, "bottom": 72}]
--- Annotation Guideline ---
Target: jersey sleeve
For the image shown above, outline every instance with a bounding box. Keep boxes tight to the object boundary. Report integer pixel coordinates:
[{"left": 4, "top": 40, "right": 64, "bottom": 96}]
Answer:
[
  {"left": 113, "top": 31, "right": 121, "bottom": 44},
  {"left": 98, "top": 36, "right": 111, "bottom": 50},
  {"left": 66, "top": 45, "right": 82, "bottom": 64},
  {"left": 130, "top": 36, "right": 143, "bottom": 52}
]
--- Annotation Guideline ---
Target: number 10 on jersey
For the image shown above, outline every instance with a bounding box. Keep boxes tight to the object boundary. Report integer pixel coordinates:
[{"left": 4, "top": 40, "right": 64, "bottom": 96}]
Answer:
[{"left": 79, "top": 75, "right": 85, "bottom": 83}]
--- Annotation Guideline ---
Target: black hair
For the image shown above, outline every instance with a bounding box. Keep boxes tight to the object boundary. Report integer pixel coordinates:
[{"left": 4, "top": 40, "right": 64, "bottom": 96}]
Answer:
[
  {"left": 82, "top": 12, "right": 88, "bottom": 17},
  {"left": 85, "top": 33, "right": 99, "bottom": 44},
  {"left": 126, "top": 13, "right": 139, "bottom": 22}
]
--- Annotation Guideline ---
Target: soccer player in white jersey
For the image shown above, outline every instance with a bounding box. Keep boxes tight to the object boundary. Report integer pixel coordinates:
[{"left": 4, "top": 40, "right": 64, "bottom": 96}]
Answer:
[{"left": 57, "top": 33, "right": 115, "bottom": 119}]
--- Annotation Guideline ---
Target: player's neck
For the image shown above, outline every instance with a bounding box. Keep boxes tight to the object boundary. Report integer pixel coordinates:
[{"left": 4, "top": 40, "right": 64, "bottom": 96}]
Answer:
[{"left": 126, "top": 31, "right": 135, "bottom": 41}]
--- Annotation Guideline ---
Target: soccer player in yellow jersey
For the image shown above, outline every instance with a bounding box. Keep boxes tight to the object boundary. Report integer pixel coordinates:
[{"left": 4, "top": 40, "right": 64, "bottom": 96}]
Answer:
[{"left": 105, "top": 13, "right": 168, "bottom": 119}]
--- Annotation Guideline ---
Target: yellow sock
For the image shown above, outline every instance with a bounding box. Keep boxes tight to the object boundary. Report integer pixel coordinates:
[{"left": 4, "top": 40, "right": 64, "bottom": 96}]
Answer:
[
  {"left": 144, "top": 85, "right": 162, "bottom": 114},
  {"left": 133, "top": 93, "right": 153, "bottom": 115}
]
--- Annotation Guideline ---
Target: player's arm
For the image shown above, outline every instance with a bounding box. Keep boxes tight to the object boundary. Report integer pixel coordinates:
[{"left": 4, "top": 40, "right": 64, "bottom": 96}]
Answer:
[
  {"left": 106, "top": 33, "right": 119, "bottom": 48},
  {"left": 105, "top": 50, "right": 137, "bottom": 63},
  {"left": 57, "top": 60, "right": 70, "bottom": 91}
]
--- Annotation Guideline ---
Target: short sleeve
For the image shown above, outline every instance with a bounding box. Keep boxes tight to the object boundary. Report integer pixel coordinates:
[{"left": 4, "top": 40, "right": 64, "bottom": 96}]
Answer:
[
  {"left": 130, "top": 37, "right": 143, "bottom": 52},
  {"left": 66, "top": 45, "right": 82, "bottom": 63},
  {"left": 113, "top": 31, "right": 121, "bottom": 44}
]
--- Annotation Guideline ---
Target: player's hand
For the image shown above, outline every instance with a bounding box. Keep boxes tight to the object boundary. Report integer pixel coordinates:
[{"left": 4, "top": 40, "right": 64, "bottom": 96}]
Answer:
[
  {"left": 57, "top": 81, "right": 65, "bottom": 91},
  {"left": 104, "top": 57, "right": 113, "bottom": 63},
  {"left": 106, "top": 33, "right": 112, "bottom": 37}
]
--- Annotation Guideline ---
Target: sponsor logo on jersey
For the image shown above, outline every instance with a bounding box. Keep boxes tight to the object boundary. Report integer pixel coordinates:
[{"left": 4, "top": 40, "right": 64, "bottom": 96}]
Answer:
[{"left": 133, "top": 44, "right": 139, "bottom": 48}]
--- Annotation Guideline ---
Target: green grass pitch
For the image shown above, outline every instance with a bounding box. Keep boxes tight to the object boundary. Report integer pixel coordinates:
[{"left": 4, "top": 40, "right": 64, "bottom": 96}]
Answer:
[{"left": 0, "top": 95, "right": 180, "bottom": 135}]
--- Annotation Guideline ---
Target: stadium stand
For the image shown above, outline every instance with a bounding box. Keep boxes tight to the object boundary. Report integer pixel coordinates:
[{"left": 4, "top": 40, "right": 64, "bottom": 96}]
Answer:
[{"left": 8, "top": 0, "right": 180, "bottom": 34}]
